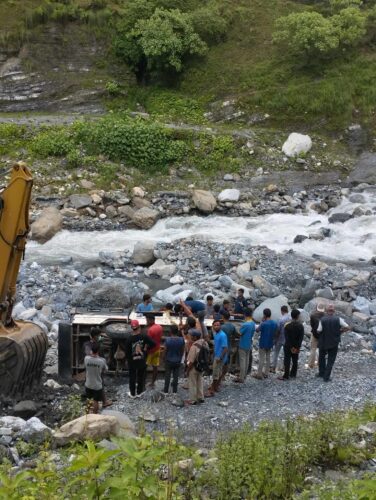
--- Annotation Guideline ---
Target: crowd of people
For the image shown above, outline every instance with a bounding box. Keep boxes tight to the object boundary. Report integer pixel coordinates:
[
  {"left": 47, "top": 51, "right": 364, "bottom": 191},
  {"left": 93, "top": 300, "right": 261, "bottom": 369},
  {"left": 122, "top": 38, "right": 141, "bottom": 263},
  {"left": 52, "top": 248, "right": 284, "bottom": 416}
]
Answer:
[{"left": 83, "top": 290, "right": 350, "bottom": 410}]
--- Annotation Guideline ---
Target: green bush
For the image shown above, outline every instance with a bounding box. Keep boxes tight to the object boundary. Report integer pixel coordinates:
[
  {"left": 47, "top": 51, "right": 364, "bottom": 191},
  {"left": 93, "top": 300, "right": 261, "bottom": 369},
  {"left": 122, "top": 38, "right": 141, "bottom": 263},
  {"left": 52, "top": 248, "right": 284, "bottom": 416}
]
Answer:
[
  {"left": 73, "top": 117, "right": 186, "bottom": 172},
  {"left": 30, "top": 127, "right": 74, "bottom": 157},
  {"left": 189, "top": 6, "right": 229, "bottom": 44}
]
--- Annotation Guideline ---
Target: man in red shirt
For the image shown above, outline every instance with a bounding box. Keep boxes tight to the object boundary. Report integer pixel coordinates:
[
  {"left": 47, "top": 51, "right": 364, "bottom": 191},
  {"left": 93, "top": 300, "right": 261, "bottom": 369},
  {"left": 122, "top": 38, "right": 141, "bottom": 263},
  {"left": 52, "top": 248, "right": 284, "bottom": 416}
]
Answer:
[{"left": 145, "top": 314, "right": 163, "bottom": 388}]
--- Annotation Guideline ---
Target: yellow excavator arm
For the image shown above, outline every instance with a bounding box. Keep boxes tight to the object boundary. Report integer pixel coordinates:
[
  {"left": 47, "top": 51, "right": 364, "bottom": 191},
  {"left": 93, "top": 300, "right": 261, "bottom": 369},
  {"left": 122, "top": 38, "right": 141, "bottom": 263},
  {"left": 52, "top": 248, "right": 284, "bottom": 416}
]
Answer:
[
  {"left": 0, "top": 163, "right": 48, "bottom": 396},
  {"left": 0, "top": 163, "right": 32, "bottom": 326}
]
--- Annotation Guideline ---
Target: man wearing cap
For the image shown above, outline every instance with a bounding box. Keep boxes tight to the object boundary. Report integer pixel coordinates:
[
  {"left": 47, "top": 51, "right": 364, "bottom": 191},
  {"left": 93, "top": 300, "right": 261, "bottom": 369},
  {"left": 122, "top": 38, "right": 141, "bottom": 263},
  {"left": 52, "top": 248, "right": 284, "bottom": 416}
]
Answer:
[
  {"left": 308, "top": 303, "right": 325, "bottom": 369},
  {"left": 125, "top": 320, "right": 156, "bottom": 398},
  {"left": 186, "top": 329, "right": 209, "bottom": 405},
  {"left": 316, "top": 304, "right": 350, "bottom": 382},
  {"left": 145, "top": 314, "right": 163, "bottom": 388}
]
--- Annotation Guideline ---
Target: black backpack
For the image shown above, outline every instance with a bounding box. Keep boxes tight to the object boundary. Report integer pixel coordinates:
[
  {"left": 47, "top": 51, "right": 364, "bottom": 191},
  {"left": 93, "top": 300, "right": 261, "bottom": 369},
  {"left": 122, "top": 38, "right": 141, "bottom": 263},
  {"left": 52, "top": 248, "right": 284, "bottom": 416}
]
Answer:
[{"left": 195, "top": 344, "right": 210, "bottom": 373}]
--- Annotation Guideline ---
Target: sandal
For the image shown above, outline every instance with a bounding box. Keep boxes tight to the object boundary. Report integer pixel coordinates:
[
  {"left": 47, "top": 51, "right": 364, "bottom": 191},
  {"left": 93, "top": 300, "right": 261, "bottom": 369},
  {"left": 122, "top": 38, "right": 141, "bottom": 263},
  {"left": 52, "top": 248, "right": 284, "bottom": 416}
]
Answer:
[
  {"left": 103, "top": 400, "right": 113, "bottom": 408},
  {"left": 184, "top": 400, "right": 198, "bottom": 406}
]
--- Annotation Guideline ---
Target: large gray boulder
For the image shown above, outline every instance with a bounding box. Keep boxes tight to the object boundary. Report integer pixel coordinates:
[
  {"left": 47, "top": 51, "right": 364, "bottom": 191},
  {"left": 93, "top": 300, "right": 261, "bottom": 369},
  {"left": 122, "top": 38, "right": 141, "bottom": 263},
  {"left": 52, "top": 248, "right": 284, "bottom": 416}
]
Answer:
[
  {"left": 20, "top": 417, "right": 52, "bottom": 443},
  {"left": 132, "top": 241, "right": 156, "bottom": 265},
  {"left": 218, "top": 189, "right": 240, "bottom": 203},
  {"left": 30, "top": 207, "right": 63, "bottom": 243},
  {"left": 253, "top": 295, "right": 289, "bottom": 322},
  {"left": 69, "top": 194, "right": 92, "bottom": 209},
  {"left": 53, "top": 414, "right": 120, "bottom": 446},
  {"left": 304, "top": 297, "right": 352, "bottom": 317},
  {"left": 252, "top": 275, "right": 280, "bottom": 298},
  {"left": 147, "top": 259, "right": 176, "bottom": 279},
  {"left": 192, "top": 190, "right": 217, "bottom": 213},
  {"left": 132, "top": 207, "right": 159, "bottom": 229},
  {"left": 348, "top": 152, "right": 376, "bottom": 185},
  {"left": 72, "top": 278, "right": 142, "bottom": 309}
]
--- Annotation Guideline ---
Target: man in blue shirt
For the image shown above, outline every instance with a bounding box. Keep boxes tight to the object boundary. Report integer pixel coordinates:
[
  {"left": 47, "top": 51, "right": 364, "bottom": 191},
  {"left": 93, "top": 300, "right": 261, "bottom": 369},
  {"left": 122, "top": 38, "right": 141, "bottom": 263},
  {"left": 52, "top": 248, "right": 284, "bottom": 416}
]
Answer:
[
  {"left": 136, "top": 294, "right": 154, "bottom": 313},
  {"left": 221, "top": 311, "right": 238, "bottom": 372},
  {"left": 235, "top": 308, "right": 255, "bottom": 383},
  {"left": 181, "top": 297, "right": 207, "bottom": 337},
  {"left": 255, "top": 308, "right": 278, "bottom": 380},
  {"left": 206, "top": 319, "right": 228, "bottom": 396}
]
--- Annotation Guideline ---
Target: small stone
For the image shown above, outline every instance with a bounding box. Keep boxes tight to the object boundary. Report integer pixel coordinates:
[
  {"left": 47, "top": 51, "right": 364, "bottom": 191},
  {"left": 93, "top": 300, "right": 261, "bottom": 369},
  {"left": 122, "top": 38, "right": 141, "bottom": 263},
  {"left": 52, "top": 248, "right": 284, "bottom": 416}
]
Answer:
[
  {"left": 141, "top": 412, "right": 158, "bottom": 422},
  {"left": 13, "top": 401, "right": 38, "bottom": 419},
  {"left": 132, "top": 187, "right": 145, "bottom": 198},
  {"left": 80, "top": 179, "right": 94, "bottom": 189}
]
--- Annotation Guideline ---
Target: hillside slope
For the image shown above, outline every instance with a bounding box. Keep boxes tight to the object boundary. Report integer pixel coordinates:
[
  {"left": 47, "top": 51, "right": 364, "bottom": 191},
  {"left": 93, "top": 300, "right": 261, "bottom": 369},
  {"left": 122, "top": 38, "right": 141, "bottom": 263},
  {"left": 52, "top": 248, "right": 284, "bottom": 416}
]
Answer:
[{"left": 0, "top": 0, "right": 376, "bottom": 132}]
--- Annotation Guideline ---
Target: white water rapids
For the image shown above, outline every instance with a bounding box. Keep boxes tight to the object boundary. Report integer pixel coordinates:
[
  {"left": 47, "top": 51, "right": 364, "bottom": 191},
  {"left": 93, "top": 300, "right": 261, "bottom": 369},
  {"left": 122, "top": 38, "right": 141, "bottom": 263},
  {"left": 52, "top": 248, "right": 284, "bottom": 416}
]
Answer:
[{"left": 26, "top": 189, "right": 376, "bottom": 265}]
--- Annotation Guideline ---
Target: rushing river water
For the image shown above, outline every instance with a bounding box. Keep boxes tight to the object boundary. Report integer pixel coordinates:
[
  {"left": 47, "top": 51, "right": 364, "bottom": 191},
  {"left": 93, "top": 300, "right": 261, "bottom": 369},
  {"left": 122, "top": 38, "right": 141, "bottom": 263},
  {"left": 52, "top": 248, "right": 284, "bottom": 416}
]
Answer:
[{"left": 26, "top": 189, "right": 376, "bottom": 265}]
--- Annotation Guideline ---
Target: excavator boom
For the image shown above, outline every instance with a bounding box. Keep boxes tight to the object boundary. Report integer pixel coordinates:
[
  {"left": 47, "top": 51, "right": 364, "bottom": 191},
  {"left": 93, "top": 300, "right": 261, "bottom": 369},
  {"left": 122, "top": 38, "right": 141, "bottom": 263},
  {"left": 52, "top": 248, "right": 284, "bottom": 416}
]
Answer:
[{"left": 0, "top": 163, "right": 48, "bottom": 396}]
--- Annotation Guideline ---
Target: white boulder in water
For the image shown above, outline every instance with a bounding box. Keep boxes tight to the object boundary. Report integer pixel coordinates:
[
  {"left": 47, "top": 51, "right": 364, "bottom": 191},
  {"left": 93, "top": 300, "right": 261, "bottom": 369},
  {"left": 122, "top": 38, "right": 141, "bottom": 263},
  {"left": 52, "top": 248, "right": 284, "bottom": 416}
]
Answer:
[
  {"left": 218, "top": 189, "right": 240, "bottom": 202},
  {"left": 282, "top": 133, "right": 312, "bottom": 158}
]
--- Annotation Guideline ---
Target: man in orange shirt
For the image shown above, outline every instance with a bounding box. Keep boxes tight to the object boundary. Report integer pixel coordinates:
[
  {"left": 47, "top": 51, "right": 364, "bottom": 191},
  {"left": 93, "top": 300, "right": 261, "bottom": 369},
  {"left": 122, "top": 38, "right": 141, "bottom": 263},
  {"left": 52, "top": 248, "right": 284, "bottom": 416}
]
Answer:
[{"left": 145, "top": 314, "right": 163, "bottom": 388}]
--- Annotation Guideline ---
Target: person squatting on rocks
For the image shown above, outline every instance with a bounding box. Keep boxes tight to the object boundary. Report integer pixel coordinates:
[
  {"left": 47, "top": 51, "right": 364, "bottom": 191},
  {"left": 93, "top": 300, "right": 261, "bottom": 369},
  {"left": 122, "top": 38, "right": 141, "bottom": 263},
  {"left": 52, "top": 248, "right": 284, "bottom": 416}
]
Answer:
[
  {"left": 279, "top": 309, "right": 304, "bottom": 381},
  {"left": 205, "top": 295, "right": 215, "bottom": 319},
  {"left": 163, "top": 325, "right": 185, "bottom": 394},
  {"left": 254, "top": 308, "right": 278, "bottom": 379},
  {"left": 234, "top": 288, "right": 252, "bottom": 315},
  {"left": 316, "top": 304, "right": 350, "bottom": 382},
  {"left": 271, "top": 305, "right": 290, "bottom": 373},
  {"left": 145, "top": 314, "right": 163, "bottom": 388},
  {"left": 186, "top": 330, "right": 209, "bottom": 405},
  {"left": 206, "top": 319, "right": 228, "bottom": 396},
  {"left": 125, "top": 319, "right": 155, "bottom": 398},
  {"left": 84, "top": 343, "right": 112, "bottom": 413},
  {"left": 309, "top": 303, "right": 325, "bottom": 369},
  {"left": 235, "top": 307, "right": 255, "bottom": 383}
]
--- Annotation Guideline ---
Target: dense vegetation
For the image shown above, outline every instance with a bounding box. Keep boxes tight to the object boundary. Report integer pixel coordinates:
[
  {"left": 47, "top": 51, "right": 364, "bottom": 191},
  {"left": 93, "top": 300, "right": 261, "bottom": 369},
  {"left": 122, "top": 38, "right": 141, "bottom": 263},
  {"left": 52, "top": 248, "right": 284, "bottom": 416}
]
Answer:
[
  {"left": 1, "top": 0, "right": 376, "bottom": 130},
  {"left": 0, "top": 404, "right": 375, "bottom": 499}
]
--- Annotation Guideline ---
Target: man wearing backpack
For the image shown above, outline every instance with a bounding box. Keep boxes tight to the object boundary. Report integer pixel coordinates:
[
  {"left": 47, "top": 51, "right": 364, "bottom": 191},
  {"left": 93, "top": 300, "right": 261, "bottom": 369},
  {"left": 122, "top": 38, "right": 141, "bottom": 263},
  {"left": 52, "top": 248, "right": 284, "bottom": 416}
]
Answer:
[{"left": 186, "top": 330, "right": 209, "bottom": 405}]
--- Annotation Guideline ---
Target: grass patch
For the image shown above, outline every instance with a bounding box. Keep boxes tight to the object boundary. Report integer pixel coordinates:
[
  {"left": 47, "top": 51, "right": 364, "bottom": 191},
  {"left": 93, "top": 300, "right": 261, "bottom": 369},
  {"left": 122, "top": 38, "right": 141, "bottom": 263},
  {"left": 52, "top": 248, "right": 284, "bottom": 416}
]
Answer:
[{"left": 0, "top": 404, "right": 375, "bottom": 499}]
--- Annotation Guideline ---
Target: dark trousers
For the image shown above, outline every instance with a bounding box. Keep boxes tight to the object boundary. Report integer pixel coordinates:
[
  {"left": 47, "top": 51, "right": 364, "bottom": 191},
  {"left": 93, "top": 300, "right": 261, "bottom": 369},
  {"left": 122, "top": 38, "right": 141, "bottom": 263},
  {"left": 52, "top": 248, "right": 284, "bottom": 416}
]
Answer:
[
  {"left": 129, "top": 365, "right": 146, "bottom": 396},
  {"left": 283, "top": 346, "right": 299, "bottom": 379},
  {"left": 318, "top": 345, "right": 338, "bottom": 381},
  {"left": 164, "top": 362, "right": 181, "bottom": 393}
]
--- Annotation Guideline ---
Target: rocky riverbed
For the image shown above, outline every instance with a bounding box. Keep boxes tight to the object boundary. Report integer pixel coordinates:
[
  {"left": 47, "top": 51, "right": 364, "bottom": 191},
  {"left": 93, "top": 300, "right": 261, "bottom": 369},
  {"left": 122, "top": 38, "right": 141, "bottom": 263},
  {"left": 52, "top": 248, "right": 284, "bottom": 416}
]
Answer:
[{"left": 1, "top": 180, "right": 376, "bottom": 461}]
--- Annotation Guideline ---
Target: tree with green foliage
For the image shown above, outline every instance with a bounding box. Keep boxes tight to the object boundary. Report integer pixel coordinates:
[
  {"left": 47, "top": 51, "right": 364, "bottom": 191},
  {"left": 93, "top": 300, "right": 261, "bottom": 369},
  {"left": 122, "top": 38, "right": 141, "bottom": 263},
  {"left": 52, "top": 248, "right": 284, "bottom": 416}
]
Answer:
[
  {"left": 115, "top": 7, "right": 207, "bottom": 82},
  {"left": 332, "top": 7, "right": 367, "bottom": 47},
  {"left": 273, "top": 6, "right": 366, "bottom": 63},
  {"left": 273, "top": 12, "right": 339, "bottom": 59},
  {"left": 329, "top": 0, "right": 362, "bottom": 13}
]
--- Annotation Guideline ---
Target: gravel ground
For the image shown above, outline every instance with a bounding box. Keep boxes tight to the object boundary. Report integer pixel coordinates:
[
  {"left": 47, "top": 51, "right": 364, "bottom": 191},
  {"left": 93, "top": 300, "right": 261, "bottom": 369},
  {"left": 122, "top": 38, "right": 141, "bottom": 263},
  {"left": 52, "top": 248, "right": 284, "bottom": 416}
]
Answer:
[{"left": 109, "top": 343, "right": 376, "bottom": 447}]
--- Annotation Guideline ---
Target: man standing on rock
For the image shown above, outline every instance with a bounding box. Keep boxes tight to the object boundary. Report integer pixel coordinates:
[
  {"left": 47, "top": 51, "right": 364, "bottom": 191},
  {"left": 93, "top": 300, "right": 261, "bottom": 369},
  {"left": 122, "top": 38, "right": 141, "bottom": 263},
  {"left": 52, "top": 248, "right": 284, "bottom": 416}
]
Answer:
[
  {"left": 308, "top": 303, "right": 325, "bottom": 369},
  {"left": 235, "top": 307, "right": 255, "bottom": 383},
  {"left": 206, "top": 319, "right": 228, "bottom": 396},
  {"left": 84, "top": 343, "right": 112, "bottom": 413},
  {"left": 254, "top": 308, "right": 278, "bottom": 379},
  {"left": 145, "top": 314, "right": 163, "bottom": 388},
  {"left": 125, "top": 320, "right": 156, "bottom": 398},
  {"left": 271, "top": 305, "right": 290, "bottom": 373},
  {"left": 221, "top": 311, "right": 238, "bottom": 372},
  {"left": 316, "top": 304, "right": 350, "bottom": 382},
  {"left": 279, "top": 309, "right": 304, "bottom": 380}
]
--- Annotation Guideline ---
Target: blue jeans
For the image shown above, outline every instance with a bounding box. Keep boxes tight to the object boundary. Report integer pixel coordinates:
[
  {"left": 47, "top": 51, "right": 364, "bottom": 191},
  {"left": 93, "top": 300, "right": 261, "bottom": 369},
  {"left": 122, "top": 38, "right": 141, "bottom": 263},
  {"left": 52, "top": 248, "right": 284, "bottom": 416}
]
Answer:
[{"left": 272, "top": 343, "right": 284, "bottom": 369}]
